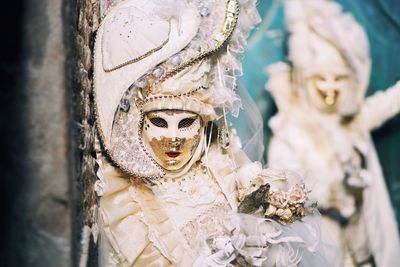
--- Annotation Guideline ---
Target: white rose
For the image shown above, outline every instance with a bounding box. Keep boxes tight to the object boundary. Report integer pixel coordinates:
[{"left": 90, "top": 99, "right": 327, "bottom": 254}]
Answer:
[
  {"left": 288, "top": 184, "right": 307, "bottom": 205},
  {"left": 276, "top": 208, "right": 293, "bottom": 221},
  {"left": 268, "top": 190, "right": 288, "bottom": 208},
  {"left": 265, "top": 205, "right": 277, "bottom": 217}
]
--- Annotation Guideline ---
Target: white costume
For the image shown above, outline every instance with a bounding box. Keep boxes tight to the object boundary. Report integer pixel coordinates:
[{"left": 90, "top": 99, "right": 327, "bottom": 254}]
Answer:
[
  {"left": 266, "top": 0, "right": 400, "bottom": 266},
  {"left": 92, "top": 0, "right": 328, "bottom": 266}
]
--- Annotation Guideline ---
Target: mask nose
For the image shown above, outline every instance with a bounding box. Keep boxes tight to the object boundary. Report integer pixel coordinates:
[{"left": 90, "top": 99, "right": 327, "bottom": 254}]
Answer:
[
  {"left": 169, "top": 124, "right": 181, "bottom": 146},
  {"left": 316, "top": 75, "right": 339, "bottom": 91},
  {"left": 169, "top": 137, "right": 183, "bottom": 151},
  {"left": 170, "top": 125, "right": 179, "bottom": 141}
]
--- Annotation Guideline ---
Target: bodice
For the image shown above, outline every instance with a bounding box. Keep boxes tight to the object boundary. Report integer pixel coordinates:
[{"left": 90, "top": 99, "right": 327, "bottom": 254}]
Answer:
[{"left": 151, "top": 163, "right": 234, "bottom": 247}]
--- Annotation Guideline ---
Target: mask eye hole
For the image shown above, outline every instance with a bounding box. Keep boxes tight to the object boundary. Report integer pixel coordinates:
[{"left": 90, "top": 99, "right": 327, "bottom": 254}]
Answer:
[
  {"left": 335, "top": 75, "right": 348, "bottom": 82},
  {"left": 178, "top": 118, "right": 196, "bottom": 129},
  {"left": 312, "top": 75, "right": 326, "bottom": 82},
  {"left": 149, "top": 117, "right": 168, "bottom": 128}
]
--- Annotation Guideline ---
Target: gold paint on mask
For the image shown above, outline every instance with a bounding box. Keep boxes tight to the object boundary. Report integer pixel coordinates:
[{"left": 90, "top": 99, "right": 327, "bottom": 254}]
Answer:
[
  {"left": 316, "top": 87, "right": 339, "bottom": 106},
  {"left": 307, "top": 74, "right": 346, "bottom": 110},
  {"left": 149, "top": 134, "right": 201, "bottom": 171}
]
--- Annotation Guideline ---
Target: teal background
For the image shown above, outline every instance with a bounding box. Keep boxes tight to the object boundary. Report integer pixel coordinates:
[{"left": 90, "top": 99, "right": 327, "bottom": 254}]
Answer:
[{"left": 240, "top": 0, "right": 400, "bottom": 226}]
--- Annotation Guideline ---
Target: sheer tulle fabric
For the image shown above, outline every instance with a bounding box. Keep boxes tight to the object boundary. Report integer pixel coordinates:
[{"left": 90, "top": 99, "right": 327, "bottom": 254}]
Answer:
[{"left": 193, "top": 211, "right": 333, "bottom": 267}]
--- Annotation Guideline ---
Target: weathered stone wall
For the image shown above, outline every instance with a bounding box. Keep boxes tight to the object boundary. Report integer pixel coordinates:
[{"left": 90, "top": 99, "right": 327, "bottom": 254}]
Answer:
[
  {"left": 0, "top": 0, "right": 90, "bottom": 265},
  {"left": 11, "top": 0, "right": 70, "bottom": 266}
]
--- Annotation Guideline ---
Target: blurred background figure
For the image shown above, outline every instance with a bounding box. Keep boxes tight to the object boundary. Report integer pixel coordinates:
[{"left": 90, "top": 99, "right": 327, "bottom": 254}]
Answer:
[
  {"left": 240, "top": 1, "right": 400, "bottom": 231},
  {"left": 263, "top": 0, "right": 400, "bottom": 266}
]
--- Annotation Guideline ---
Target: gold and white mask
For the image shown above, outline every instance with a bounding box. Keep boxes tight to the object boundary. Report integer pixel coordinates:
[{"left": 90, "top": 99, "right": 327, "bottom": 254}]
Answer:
[
  {"left": 306, "top": 72, "right": 349, "bottom": 107},
  {"left": 303, "top": 62, "right": 355, "bottom": 114},
  {"left": 93, "top": 0, "right": 259, "bottom": 180},
  {"left": 142, "top": 110, "right": 203, "bottom": 171}
]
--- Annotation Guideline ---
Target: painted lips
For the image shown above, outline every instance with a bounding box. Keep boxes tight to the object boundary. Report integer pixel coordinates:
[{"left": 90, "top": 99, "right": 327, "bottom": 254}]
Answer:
[{"left": 166, "top": 152, "right": 181, "bottom": 158}]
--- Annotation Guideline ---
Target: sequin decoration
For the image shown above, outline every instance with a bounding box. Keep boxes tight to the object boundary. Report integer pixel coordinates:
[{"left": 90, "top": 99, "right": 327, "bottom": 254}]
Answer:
[
  {"left": 110, "top": 91, "right": 164, "bottom": 179},
  {"left": 119, "top": 98, "right": 130, "bottom": 112},
  {"left": 200, "top": 7, "right": 210, "bottom": 17}
]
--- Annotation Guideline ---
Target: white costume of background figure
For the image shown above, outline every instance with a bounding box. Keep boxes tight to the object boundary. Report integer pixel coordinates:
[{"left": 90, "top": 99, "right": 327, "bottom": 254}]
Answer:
[
  {"left": 266, "top": 0, "right": 400, "bottom": 266},
  {"left": 92, "top": 0, "right": 328, "bottom": 266}
]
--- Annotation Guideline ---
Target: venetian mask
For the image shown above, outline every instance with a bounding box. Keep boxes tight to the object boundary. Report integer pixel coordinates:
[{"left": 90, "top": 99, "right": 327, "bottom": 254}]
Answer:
[
  {"left": 141, "top": 109, "right": 203, "bottom": 171},
  {"left": 298, "top": 38, "right": 361, "bottom": 116},
  {"left": 304, "top": 64, "right": 356, "bottom": 115}
]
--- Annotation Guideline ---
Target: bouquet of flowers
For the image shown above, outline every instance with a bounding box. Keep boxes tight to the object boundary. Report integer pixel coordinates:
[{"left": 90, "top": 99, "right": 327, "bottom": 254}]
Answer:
[{"left": 238, "top": 182, "right": 316, "bottom": 224}]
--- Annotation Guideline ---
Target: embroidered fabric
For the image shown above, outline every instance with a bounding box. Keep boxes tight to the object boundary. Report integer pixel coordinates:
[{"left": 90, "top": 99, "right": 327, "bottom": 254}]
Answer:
[
  {"left": 152, "top": 165, "right": 223, "bottom": 209},
  {"left": 181, "top": 203, "right": 233, "bottom": 248},
  {"left": 111, "top": 98, "right": 164, "bottom": 179}
]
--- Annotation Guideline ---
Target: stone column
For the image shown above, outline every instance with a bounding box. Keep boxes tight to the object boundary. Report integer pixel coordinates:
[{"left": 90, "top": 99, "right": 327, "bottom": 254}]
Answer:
[
  {"left": 19, "top": 0, "right": 71, "bottom": 266},
  {"left": 0, "top": 0, "right": 76, "bottom": 266}
]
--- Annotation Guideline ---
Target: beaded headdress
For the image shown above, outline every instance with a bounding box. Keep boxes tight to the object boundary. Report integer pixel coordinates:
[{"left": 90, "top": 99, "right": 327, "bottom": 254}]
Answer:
[{"left": 94, "top": 0, "right": 260, "bottom": 179}]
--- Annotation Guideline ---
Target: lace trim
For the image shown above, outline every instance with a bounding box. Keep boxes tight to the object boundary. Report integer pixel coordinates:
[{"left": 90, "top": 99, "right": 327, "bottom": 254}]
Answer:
[{"left": 180, "top": 203, "right": 232, "bottom": 247}]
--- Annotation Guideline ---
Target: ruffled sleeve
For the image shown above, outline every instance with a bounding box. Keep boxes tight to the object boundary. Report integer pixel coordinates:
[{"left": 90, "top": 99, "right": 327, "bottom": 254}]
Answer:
[
  {"left": 96, "top": 153, "right": 194, "bottom": 266},
  {"left": 97, "top": 155, "right": 152, "bottom": 266},
  {"left": 357, "top": 80, "right": 400, "bottom": 131}
]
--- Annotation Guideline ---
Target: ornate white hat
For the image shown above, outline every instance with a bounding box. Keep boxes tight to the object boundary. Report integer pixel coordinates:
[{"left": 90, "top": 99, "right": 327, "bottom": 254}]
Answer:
[
  {"left": 94, "top": 0, "right": 260, "bottom": 180},
  {"left": 285, "top": 0, "right": 371, "bottom": 108}
]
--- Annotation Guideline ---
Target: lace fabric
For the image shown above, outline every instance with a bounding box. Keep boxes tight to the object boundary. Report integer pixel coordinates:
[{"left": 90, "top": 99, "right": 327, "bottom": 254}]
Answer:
[
  {"left": 181, "top": 203, "right": 233, "bottom": 248},
  {"left": 152, "top": 166, "right": 223, "bottom": 209}
]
